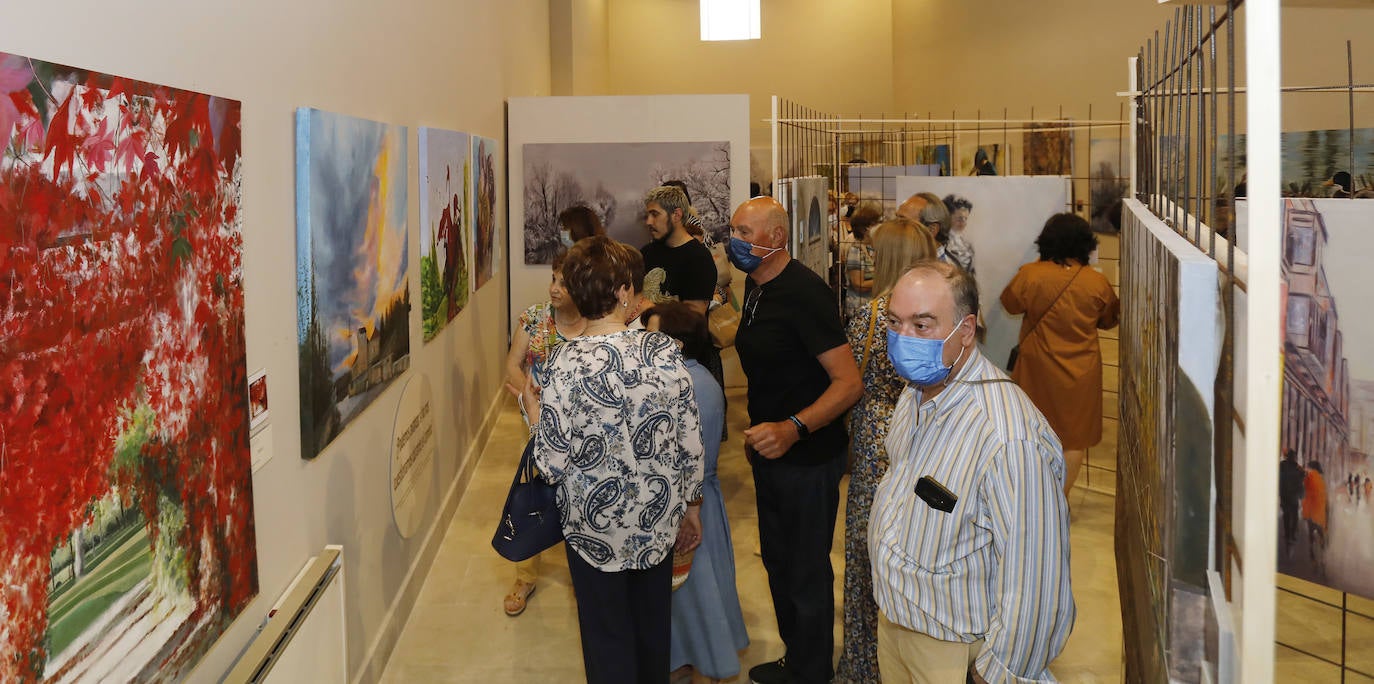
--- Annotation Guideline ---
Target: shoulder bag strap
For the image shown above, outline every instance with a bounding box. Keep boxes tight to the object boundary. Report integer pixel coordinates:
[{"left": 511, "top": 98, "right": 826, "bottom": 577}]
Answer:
[
  {"left": 859, "top": 297, "right": 881, "bottom": 376},
  {"left": 1021, "top": 266, "right": 1084, "bottom": 343}
]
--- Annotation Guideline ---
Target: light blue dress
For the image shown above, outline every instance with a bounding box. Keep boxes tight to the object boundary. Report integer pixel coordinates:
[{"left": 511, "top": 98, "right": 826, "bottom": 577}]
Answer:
[{"left": 670, "top": 361, "right": 750, "bottom": 678}]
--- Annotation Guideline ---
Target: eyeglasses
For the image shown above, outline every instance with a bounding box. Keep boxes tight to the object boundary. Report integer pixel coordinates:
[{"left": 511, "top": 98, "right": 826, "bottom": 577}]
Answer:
[{"left": 744, "top": 287, "right": 763, "bottom": 326}]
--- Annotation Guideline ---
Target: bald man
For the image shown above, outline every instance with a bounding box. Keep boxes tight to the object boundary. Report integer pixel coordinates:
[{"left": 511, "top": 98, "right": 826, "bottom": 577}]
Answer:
[
  {"left": 727, "top": 197, "right": 862, "bottom": 684},
  {"left": 895, "top": 191, "right": 950, "bottom": 238}
]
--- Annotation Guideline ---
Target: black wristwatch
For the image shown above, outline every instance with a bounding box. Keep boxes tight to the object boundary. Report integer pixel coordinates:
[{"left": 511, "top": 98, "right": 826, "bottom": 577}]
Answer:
[{"left": 788, "top": 415, "right": 810, "bottom": 440}]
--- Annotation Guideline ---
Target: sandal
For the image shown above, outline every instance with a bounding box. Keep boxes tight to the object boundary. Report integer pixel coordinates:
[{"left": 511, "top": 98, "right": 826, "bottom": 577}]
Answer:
[{"left": 503, "top": 581, "right": 535, "bottom": 617}]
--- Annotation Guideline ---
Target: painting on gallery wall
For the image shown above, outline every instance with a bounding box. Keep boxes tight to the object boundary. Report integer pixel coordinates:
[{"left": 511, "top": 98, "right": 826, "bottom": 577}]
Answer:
[
  {"left": 787, "top": 176, "right": 829, "bottom": 279},
  {"left": 955, "top": 140, "right": 1004, "bottom": 176},
  {"left": 418, "top": 127, "right": 470, "bottom": 342},
  {"left": 1117, "top": 201, "right": 1220, "bottom": 681},
  {"left": 471, "top": 135, "right": 498, "bottom": 292},
  {"left": 1220, "top": 128, "right": 1374, "bottom": 197},
  {"left": 1274, "top": 198, "right": 1374, "bottom": 600},
  {"left": 296, "top": 108, "right": 411, "bottom": 460},
  {"left": 893, "top": 176, "right": 1071, "bottom": 369},
  {"left": 0, "top": 51, "right": 258, "bottom": 681},
  {"left": 916, "top": 144, "right": 951, "bottom": 176},
  {"left": 1023, "top": 121, "right": 1073, "bottom": 176},
  {"left": 1089, "top": 137, "right": 1129, "bottom": 233},
  {"left": 521, "top": 141, "right": 732, "bottom": 264}
]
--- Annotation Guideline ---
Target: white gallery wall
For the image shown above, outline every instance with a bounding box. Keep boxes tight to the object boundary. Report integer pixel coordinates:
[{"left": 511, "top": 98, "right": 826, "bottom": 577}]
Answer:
[
  {"left": 0, "top": 0, "right": 550, "bottom": 681},
  {"left": 506, "top": 94, "right": 752, "bottom": 328},
  {"left": 893, "top": 176, "right": 1073, "bottom": 370}
]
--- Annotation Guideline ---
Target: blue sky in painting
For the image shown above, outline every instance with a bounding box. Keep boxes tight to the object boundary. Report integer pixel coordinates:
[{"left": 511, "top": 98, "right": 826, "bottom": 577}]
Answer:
[{"left": 296, "top": 108, "right": 408, "bottom": 373}]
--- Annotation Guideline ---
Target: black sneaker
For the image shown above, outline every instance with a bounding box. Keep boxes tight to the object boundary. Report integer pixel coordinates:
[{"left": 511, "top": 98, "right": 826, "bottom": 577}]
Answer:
[{"left": 749, "top": 657, "right": 792, "bottom": 684}]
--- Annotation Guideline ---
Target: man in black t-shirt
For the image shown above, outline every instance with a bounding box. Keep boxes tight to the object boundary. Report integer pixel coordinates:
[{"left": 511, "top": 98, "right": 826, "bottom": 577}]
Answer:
[
  {"left": 640, "top": 185, "right": 717, "bottom": 314},
  {"left": 728, "top": 196, "right": 863, "bottom": 684}
]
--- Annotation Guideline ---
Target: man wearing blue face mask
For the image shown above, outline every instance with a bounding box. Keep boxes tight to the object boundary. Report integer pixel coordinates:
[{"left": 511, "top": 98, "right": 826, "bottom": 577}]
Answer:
[
  {"left": 729, "top": 197, "right": 863, "bottom": 684},
  {"left": 870, "top": 261, "right": 1075, "bottom": 684}
]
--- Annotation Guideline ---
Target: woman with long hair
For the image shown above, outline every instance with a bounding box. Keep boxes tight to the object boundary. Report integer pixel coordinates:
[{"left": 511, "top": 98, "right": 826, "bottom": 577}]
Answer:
[{"left": 835, "top": 218, "right": 938, "bottom": 683}]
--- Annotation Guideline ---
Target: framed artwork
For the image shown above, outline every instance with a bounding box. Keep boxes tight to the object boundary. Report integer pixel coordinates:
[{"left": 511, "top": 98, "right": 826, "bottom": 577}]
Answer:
[
  {"left": 295, "top": 108, "right": 411, "bottom": 460},
  {"left": 0, "top": 51, "right": 257, "bottom": 681},
  {"left": 418, "top": 127, "right": 471, "bottom": 341}
]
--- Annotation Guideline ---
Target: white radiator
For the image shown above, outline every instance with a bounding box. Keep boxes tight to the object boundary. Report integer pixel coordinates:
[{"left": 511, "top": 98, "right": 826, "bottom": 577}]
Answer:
[{"left": 223, "top": 546, "right": 346, "bottom": 683}]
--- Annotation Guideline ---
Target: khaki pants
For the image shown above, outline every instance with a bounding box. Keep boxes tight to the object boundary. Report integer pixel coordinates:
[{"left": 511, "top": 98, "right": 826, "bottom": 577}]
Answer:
[{"left": 877, "top": 613, "right": 985, "bottom": 684}]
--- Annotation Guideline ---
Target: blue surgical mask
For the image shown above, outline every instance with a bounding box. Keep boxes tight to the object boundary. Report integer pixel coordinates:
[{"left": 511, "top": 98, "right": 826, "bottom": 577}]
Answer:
[
  {"left": 887, "top": 323, "right": 965, "bottom": 386},
  {"left": 559, "top": 230, "right": 576, "bottom": 248},
  {"left": 727, "top": 237, "right": 784, "bottom": 273}
]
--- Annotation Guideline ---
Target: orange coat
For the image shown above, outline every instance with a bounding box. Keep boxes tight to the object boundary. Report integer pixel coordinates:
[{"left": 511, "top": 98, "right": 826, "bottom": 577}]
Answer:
[
  {"left": 1302, "top": 470, "right": 1327, "bottom": 529},
  {"left": 1000, "top": 260, "right": 1120, "bottom": 449}
]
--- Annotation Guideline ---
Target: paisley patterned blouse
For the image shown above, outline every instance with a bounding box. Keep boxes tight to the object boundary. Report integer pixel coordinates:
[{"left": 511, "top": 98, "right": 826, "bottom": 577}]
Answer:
[{"left": 532, "top": 330, "right": 705, "bottom": 572}]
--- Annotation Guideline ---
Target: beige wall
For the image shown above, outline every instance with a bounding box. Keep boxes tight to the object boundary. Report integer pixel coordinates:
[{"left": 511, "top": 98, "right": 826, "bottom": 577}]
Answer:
[
  {"left": 552, "top": 0, "right": 611, "bottom": 95},
  {"left": 595, "top": 2, "right": 1374, "bottom": 151},
  {"left": 1, "top": 1, "right": 549, "bottom": 681},
  {"left": 607, "top": 0, "right": 897, "bottom": 154}
]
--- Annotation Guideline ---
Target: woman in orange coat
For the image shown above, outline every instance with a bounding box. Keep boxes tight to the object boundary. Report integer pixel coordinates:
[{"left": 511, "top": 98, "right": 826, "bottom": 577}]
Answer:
[
  {"left": 1001, "top": 213, "right": 1120, "bottom": 497},
  {"left": 1302, "top": 460, "right": 1328, "bottom": 563}
]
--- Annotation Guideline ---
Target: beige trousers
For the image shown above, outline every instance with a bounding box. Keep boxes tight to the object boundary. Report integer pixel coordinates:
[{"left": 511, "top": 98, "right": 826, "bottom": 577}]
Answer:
[{"left": 877, "top": 613, "right": 985, "bottom": 684}]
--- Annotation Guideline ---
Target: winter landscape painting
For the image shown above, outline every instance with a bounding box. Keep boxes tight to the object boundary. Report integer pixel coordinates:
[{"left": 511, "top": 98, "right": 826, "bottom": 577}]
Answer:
[
  {"left": 471, "top": 135, "right": 498, "bottom": 292},
  {"left": 418, "top": 127, "right": 470, "bottom": 341},
  {"left": 522, "top": 141, "right": 732, "bottom": 264},
  {"left": 296, "top": 108, "right": 411, "bottom": 460},
  {"left": 0, "top": 51, "right": 258, "bottom": 681}
]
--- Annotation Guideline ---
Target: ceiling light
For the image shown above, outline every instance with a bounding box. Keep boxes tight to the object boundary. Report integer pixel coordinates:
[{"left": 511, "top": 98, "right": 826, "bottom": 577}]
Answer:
[{"left": 700, "top": 0, "right": 761, "bottom": 41}]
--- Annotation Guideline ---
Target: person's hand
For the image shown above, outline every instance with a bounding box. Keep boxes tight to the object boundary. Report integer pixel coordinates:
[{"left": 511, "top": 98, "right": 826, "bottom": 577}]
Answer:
[
  {"left": 510, "top": 370, "right": 541, "bottom": 426},
  {"left": 675, "top": 506, "right": 702, "bottom": 553},
  {"left": 742, "top": 421, "right": 800, "bottom": 460}
]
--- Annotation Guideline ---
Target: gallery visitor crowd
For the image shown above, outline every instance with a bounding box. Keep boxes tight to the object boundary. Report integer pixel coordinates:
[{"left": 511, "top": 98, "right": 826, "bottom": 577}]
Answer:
[{"left": 499, "top": 181, "right": 1119, "bottom": 684}]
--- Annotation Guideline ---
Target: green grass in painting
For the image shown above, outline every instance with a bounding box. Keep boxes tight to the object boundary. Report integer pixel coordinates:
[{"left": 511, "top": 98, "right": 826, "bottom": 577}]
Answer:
[{"left": 46, "top": 527, "right": 153, "bottom": 658}]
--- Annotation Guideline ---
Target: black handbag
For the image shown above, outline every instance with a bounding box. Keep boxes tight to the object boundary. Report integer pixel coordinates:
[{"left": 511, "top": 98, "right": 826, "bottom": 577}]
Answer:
[{"left": 491, "top": 437, "right": 563, "bottom": 561}]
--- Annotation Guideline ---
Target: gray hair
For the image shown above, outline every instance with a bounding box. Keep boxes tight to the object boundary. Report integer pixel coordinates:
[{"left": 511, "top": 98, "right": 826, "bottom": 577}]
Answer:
[
  {"left": 645, "top": 185, "right": 691, "bottom": 223},
  {"left": 915, "top": 192, "right": 950, "bottom": 231},
  {"left": 905, "top": 258, "right": 979, "bottom": 321}
]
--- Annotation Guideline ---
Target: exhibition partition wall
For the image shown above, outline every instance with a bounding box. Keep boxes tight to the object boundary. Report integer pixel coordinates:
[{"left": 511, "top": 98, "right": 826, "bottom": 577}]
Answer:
[
  {"left": 506, "top": 95, "right": 751, "bottom": 329},
  {"left": 892, "top": 176, "right": 1072, "bottom": 373},
  {"left": 1, "top": 0, "right": 551, "bottom": 681},
  {"left": 1123, "top": 1, "right": 1374, "bottom": 680}
]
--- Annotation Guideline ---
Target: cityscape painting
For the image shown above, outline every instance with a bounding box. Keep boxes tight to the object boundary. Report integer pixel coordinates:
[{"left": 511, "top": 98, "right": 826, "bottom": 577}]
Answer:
[
  {"left": 1275, "top": 198, "right": 1374, "bottom": 600},
  {"left": 0, "top": 51, "right": 258, "bottom": 681},
  {"left": 296, "top": 108, "right": 411, "bottom": 460}
]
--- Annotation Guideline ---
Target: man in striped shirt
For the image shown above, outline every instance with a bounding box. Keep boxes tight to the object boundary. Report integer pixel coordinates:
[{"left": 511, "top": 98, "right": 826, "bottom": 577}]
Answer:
[{"left": 870, "top": 261, "right": 1074, "bottom": 683}]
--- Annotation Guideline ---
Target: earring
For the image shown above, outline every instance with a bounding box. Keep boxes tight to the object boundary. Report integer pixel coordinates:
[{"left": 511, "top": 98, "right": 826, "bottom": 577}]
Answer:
[{"left": 622, "top": 299, "right": 629, "bottom": 308}]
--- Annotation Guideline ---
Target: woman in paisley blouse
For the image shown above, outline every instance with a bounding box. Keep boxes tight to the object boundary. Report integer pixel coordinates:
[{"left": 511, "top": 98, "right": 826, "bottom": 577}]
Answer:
[
  {"left": 500, "top": 251, "right": 585, "bottom": 617},
  {"left": 522, "top": 237, "right": 705, "bottom": 684},
  {"left": 834, "top": 218, "right": 937, "bottom": 684}
]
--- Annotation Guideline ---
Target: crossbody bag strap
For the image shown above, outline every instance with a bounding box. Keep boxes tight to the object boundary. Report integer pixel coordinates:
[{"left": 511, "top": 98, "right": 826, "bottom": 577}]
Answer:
[
  {"left": 859, "top": 297, "right": 881, "bottom": 376},
  {"left": 1022, "top": 266, "right": 1083, "bottom": 343}
]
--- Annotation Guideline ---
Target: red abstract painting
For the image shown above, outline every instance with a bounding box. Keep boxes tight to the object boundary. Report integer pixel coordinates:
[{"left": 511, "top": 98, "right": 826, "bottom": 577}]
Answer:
[{"left": 0, "top": 51, "right": 257, "bottom": 681}]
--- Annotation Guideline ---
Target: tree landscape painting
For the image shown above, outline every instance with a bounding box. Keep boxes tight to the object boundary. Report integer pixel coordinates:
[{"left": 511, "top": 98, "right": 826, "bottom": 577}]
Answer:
[
  {"left": 418, "top": 127, "right": 470, "bottom": 342},
  {"left": 0, "top": 51, "right": 258, "bottom": 681},
  {"left": 471, "top": 135, "right": 498, "bottom": 292},
  {"left": 521, "top": 141, "right": 732, "bottom": 264},
  {"left": 296, "top": 108, "right": 411, "bottom": 460}
]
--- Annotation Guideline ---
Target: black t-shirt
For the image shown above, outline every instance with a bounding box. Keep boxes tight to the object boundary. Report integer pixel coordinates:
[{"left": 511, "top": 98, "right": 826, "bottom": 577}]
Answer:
[
  {"left": 640, "top": 238, "right": 717, "bottom": 304},
  {"left": 735, "top": 259, "right": 849, "bottom": 465}
]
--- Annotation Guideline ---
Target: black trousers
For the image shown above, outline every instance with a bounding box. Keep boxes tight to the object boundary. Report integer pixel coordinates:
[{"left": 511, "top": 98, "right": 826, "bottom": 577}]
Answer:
[
  {"left": 565, "top": 544, "right": 673, "bottom": 684},
  {"left": 752, "top": 454, "right": 845, "bottom": 684}
]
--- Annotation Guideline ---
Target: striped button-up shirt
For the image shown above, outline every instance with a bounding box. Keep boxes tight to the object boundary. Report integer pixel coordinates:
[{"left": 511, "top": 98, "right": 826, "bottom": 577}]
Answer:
[{"left": 869, "top": 349, "right": 1075, "bottom": 683}]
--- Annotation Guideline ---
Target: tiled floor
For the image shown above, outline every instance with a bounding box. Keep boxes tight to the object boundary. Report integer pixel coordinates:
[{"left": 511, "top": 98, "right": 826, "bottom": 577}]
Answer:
[{"left": 380, "top": 389, "right": 1123, "bottom": 682}]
